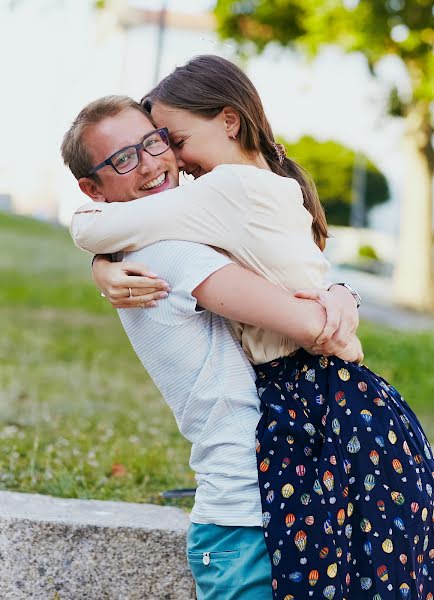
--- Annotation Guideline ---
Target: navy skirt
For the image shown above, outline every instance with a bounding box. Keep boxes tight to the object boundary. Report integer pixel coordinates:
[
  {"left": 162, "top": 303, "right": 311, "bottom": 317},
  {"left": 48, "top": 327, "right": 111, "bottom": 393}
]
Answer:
[{"left": 254, "top": 349, "right": 434, "bottom": 600}]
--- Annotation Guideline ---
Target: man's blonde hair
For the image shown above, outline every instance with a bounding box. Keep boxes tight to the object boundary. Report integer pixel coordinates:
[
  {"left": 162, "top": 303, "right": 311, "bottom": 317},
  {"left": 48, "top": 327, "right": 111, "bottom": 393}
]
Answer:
[{"left": 61, "top": 95, "right": 147, "bottom": 180}]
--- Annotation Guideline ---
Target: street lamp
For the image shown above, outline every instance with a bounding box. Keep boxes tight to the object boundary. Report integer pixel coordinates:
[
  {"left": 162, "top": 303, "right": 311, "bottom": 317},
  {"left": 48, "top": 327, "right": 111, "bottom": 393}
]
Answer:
[{"left": 153, "top": 0, "right": 168, "bottom": 85}]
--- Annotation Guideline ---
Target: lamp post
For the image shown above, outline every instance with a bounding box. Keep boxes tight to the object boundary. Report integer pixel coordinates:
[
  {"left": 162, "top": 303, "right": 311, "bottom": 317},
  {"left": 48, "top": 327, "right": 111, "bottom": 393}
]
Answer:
[{"left": 153, "top": 0, "right": 168, "bottom": 85}]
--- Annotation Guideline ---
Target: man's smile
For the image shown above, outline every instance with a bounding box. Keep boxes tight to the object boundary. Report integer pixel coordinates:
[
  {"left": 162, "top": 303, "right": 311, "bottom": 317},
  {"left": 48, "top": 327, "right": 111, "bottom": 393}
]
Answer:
[{"left": 140, "top": 172, "right": 167, "bottom": 191}]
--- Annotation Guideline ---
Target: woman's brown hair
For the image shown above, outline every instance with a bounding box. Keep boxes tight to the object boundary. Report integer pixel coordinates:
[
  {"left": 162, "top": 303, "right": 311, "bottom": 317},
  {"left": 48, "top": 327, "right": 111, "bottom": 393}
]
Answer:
[{"left": 142, "top": 55, "right": 328, "bottom": 250}]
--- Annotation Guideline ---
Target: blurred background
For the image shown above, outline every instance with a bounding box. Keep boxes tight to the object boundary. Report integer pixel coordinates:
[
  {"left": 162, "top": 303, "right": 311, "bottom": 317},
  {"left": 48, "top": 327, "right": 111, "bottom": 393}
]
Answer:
[{"left": 0, "top": 0, "right": 433, "bottom": 503}]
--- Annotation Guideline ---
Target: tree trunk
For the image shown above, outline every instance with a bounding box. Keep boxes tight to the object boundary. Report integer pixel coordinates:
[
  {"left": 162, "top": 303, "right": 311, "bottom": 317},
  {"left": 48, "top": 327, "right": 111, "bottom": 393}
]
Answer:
[{"left": 393, "top": 102, "right": 434, "bottom": 311}]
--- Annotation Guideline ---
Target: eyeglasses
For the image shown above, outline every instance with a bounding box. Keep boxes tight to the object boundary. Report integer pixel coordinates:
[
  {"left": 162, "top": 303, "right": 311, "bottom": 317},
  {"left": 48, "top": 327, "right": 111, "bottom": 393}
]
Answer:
[{"left": 86, "top": 127, "right": 170, "bottom": 177}]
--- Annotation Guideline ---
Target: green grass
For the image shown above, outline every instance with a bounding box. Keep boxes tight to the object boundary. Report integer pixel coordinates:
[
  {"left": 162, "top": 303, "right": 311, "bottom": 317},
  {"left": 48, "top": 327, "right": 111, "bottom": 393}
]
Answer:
[{"left": 0, "top": 212, "right": 433, "bottom": 506}]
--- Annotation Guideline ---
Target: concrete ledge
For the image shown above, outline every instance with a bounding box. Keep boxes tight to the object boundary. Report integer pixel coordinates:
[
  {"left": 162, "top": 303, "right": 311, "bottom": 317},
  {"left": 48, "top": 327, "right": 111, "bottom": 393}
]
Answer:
[{"left": 0, "top": 491, "right": 195, "bottom": 600}]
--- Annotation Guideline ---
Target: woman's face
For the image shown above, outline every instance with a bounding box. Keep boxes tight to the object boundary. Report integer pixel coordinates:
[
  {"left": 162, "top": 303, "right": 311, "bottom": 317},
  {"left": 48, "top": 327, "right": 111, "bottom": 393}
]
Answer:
[{"left": 150, "top": 102, "right": 239, "bottom": 178}]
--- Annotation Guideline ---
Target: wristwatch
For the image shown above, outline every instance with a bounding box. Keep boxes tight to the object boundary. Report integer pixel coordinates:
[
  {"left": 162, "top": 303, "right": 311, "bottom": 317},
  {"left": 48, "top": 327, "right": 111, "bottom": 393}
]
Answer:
[{"left": 331, "top": 283, "right": 362, "bottom": 308}]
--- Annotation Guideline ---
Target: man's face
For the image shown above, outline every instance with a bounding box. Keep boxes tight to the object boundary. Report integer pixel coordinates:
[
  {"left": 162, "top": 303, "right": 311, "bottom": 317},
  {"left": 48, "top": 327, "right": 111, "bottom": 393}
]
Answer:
[{"left": 80, "top": 108, "right": 179, "bottom": 202}]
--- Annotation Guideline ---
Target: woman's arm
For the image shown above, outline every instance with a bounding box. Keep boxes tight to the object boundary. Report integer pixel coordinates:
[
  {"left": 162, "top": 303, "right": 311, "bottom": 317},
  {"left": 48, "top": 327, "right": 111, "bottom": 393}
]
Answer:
[
  {"left": 192, "top": 263, "right": 362, "bottom": 362},
  {"left": 71, "top": 168, "right": 244, "bottom": 255},
  {"left": 93, "top": 258, "right": 361, "bottom": 360}
]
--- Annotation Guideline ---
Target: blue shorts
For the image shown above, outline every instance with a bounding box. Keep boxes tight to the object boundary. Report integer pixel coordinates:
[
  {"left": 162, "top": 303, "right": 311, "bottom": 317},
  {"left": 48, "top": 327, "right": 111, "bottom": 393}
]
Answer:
[{"left": 187, "top": 523, "right": 272, "bottom": 600}]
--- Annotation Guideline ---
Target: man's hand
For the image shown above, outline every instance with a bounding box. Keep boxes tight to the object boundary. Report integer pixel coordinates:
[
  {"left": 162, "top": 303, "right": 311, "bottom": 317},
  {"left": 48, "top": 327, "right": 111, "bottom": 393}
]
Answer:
[
  {"left": 93, "top": 255, "right": 171, "bottom": 308},
  {"left": 295, "top": 285, "right": 360, "bottom": 358}
]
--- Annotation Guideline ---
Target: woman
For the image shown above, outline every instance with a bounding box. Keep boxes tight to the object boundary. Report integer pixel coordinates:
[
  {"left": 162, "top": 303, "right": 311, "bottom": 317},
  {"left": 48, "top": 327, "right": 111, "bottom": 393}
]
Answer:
[{"left": 71, "top": 56, "right": 434, "bottom": 600}]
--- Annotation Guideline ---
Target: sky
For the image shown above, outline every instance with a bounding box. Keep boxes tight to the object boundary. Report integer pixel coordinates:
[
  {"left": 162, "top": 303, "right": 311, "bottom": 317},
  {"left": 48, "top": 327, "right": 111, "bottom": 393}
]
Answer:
[{"left": 0, "top": 0, "right": 412, "bottom": 232}]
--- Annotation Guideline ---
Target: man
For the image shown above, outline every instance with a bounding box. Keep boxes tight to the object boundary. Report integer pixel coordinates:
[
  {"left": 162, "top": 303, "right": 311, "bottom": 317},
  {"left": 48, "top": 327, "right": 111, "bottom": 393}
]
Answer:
[{"left": 62, "top": 95, "right": 360, "bottom": 599}]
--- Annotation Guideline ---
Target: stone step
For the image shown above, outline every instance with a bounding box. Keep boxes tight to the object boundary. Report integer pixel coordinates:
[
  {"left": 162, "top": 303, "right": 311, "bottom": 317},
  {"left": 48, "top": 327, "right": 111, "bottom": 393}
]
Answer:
[{"left": 0, "top": 491, "right": 195, "bottom": 600}]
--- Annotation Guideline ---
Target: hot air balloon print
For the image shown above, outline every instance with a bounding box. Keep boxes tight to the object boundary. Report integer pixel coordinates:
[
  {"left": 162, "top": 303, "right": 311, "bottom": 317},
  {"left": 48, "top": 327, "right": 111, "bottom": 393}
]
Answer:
[
  {"left": 313, "top": 479, "right": 323, "bottom": 495},
  {"left": 282, "top": 457, "right": 290, "bottom": 469},
  {"left": 388, "top": 430, "right": 398, "bottom": 444},
  {"left": 336, "top": 547, "right": 343, "bottom": 559},
  {"left": 319, "top": 547, "right": 329, "bottom": 559},
  {"left": 360, "top": 577, "right": 372, "bottom": 590},
  {"left": 323, "top": 585, "right": 336, "bottom": 599},
  {"left": 304, "top": 422, "right": 316, "bottom": 436},
  {"left": 327, "top": 563, "right": 338, "bottom": 578},
  {"left": 332, "top": 419, "right": 340, "bottom": 435},
  {"left": 266, "top": 490, "right": 275, "bottom": 504},
  {"left": 373, "top": 397, "right": 385, "bottom": 406},
  {"left": 285, "top": 513, "right": 296, "bottom": 528},
  {"left": 377, "top": 565, "right": 389, "bottom": 582},
  {"left": 345, "top": 524, "right": 353, "bottom": 539},
  {"left": 360, "top": 518, "right": 372, "bottom": 533},
  {"left": 300, "top": 493, "right": 310, "bottom": 506},
  {"left": 364, "top": 541, "right": 372, "bottom": 556},
  {"left": 273, "top": 549, "right": 281, "bottom": 566},
  {"left": 394, "top": 517, "right": 405, "bottom": 531},
  {"left": 370, "top": 450, "right": 380, "bottom": 466},
  {"left": 319, "top": 356, "right": 328, "bottom": 368},
  {"left": 382, "top": 538, "right": 394, "bottom": 553},
  {"left": 347, "top": 503, "right": 354, "bottom": 517},
  {"left": 324, "top": 519, "right": 333, "bottom": 535},
  {"left": 403, "top": 441, "right": 411, "bottom": 456},
  {"left": 323, "top": 470, "right": 335, "bottom": 491},
  {"left": 358, "top": 381, "right": 368, "bottom": 392},
  {"left": 399, "top": 554, "right": 408, "bottom": 564},
  {"left": 360, "top": 409, "right": 372, "bottom": 424},
  {"left": 377, "top": 500, "right": 385, "bottom": 512},
  {"left": 308, "top": 570, "right": 319, "bottom": 587},
  {"left": 260, "top": 458, "right": 270, "bottom": 472},
  {"left": 268, "top": 420, "right": 277, "bottom": 432},
  {"left": 343, "top": 459, "right": 352, "bottom": 474},
  {"left": 399, "top": 583, "right": 410, "bottom": 598},
  {"left": 337, "top": 509, "right": 345, "bottom": 526},
  {"left": 281, "top": 484, "right": 294, "bottom": 498},
  {"left": 375, "top": 435, "right": 385, "bottom": 447},
  {"left": 305, "top": 368, "right": 315, "bottom": 382},
  {"left": 335, "top": 390, "right": 346, "bottom": 407},
  {"left": 262, "top": 511, "right": 271, "bottom": 528},
  {"left": 422, "top": 507, "right": 428, "bottom": 521},
  {"left": 305, "top": 515, "right": 315, "bottom": 525},
  {"left": 391, "top": 491, "right": 405, "bottom": 505},
  {"left": 294, "top": 530, "right": 307, "bottom": 552},
  {"left": 364, "top": 474, "right": 376, "bottom": 492},
  {"left": 288, "top": 409, "right": 296, "bottom": 419},
  {"left": 347, "top": 436, "right": 361, "bottom": 453},
  {"left": 288, "top": 571, "right": 302, "bottom": 582},
  {"left": 393, "top": 459, "right": 403, "bottom": 474},
  {"left": 338, "top": 368, "right": 350, "bottom": 381},
  {"left": 296, "top": 464, "right": 306, "bottom": 477},
  {"left": 411, "top": 501, "right": 420, "bottom": 513}
]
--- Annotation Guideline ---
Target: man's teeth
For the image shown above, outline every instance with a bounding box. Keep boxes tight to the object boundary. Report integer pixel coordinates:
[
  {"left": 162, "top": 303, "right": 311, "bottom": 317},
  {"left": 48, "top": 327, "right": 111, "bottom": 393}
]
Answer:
[{"left": 142, "top": 173, "right": 166, "bottom": 190}]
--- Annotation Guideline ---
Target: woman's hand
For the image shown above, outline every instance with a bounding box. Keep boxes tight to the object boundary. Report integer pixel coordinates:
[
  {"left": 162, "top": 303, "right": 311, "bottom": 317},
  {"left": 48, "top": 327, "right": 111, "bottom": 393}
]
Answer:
[
  {"left": 295, "top": 285, "right": 360, "bottom": 358},
  {"left": 93, "top": 255, "right": 171, "bottom": 309}
]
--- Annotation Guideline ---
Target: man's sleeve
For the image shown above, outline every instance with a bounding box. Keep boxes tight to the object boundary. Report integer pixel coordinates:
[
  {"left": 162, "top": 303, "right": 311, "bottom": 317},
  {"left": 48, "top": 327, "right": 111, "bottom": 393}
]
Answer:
[{"left": 124, "top": 240, "right": 233, "bottom": 326}]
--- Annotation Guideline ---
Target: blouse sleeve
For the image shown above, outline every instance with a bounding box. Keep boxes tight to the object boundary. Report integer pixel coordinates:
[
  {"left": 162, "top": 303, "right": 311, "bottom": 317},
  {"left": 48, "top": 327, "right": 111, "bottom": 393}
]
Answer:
[{"left": 70, "top": 166, "right": 246, "bottom": 256}]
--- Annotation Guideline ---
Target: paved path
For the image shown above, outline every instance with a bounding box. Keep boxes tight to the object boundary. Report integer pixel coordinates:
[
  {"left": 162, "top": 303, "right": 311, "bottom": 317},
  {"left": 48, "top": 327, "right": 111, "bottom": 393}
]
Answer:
[{"left": 331, "top": 266, "right": 434, "bottom": 332}]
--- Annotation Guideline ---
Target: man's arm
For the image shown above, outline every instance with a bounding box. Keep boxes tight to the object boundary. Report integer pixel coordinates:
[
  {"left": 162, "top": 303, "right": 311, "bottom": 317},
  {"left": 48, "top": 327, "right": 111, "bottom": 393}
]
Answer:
[{"left": 94, "top": 243, "right": 361, "bottom": 361}]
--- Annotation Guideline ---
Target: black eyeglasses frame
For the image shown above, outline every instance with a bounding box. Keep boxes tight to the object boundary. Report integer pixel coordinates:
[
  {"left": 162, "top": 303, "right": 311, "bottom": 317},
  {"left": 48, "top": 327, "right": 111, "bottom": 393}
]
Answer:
[{"left": 85, "top": 127, "right": 170, "bottom": 177}]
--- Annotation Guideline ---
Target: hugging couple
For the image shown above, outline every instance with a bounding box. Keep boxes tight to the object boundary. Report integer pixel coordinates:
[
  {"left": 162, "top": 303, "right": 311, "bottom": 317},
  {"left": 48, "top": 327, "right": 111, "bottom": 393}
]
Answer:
[{"left": 64, "top": 55, "right": 434, "bottom": 600}]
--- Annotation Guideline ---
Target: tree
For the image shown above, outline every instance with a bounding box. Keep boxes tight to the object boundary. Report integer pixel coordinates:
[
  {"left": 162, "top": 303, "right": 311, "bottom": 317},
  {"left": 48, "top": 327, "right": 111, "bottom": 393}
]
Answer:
[
  {"left": 282, "top": 136, "right": 389, "bottom": 226},
  {"left": 215, "top": 0, "right": 434, "bottom": 310}
]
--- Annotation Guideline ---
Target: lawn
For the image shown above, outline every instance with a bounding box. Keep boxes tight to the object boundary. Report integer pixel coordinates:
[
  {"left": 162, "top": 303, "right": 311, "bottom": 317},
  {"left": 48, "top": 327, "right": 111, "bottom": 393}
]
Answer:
[{"left": 1, "top": 212, "right": 433, "bottom": 506}]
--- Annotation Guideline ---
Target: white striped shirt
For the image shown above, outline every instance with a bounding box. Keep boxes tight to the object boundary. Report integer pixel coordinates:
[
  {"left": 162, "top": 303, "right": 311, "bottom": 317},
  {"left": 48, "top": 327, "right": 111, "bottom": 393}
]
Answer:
[{"left": 118, "top": 240, "right": 262, "bottom": 526}]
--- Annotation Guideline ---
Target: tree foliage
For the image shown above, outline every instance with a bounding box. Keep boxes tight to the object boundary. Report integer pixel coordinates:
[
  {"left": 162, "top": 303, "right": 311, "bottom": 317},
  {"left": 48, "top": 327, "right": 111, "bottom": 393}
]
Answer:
[
  {"left": 215, "top": 0, "right": 433, "bottom": 152},
  {"left": 282, "top": 136, "right": 389, "bottom": 225}
]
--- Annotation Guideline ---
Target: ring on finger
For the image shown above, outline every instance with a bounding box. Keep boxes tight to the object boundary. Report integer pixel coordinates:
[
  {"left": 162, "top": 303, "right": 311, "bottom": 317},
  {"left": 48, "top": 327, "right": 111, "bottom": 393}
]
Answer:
[{"left": 128, "top": 287, "right": 133, "bottom": 298}]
